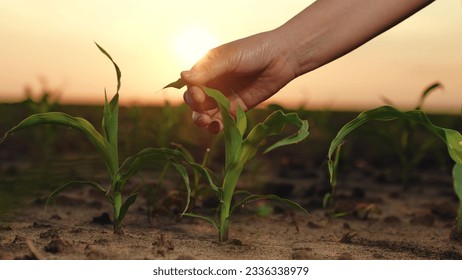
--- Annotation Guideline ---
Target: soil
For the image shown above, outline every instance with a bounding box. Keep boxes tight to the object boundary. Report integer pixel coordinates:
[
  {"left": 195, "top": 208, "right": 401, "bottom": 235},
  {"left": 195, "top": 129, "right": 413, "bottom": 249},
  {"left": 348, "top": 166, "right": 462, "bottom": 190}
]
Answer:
[
  {"left": 1, "top": 162, "right": 461, "bottom": 260},
  {"left": 1, "top": 105, "right": 461, "bottom": 260}
]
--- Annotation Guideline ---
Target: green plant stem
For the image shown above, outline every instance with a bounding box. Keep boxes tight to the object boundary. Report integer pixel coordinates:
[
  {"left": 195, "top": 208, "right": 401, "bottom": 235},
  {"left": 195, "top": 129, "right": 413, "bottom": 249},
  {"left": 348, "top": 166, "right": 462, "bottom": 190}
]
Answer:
[
  {"left": 113, "top": 190, "right": 123, "bottom": 234},
  {"left": 219, "top": 164, "right": 243, "bottom": 242},
  {"left": 457, "top": 206, "right": 462, "bottom": 232},
  {"left": 219, "top": 203, "right": 230, "bottom": 242}
]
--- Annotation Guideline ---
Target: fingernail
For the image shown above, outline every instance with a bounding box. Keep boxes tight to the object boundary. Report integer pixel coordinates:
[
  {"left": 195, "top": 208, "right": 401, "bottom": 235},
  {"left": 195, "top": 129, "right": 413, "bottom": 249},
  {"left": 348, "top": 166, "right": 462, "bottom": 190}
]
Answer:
[{"left": 181, "top": 70, "right": 196, "bottom": 79}]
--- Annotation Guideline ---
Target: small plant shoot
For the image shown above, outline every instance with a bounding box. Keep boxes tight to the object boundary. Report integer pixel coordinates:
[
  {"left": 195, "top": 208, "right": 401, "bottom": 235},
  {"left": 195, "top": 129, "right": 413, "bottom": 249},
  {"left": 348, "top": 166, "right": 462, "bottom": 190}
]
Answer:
[
  {"left": 379, "top": 83, "right": 443, "bottom": 188},
  {"left": 163, "top": 83, "right": 310, "bottom": 242},
  {"left": 327, "top": 105, "right": 462, "bottom": 232},
  {"left": 0, "top": 44, "right": 214, "bottom": 234}
]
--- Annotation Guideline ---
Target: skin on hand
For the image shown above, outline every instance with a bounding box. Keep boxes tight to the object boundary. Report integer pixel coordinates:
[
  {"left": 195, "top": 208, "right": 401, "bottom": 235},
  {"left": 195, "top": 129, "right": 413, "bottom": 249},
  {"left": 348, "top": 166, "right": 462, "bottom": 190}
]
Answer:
[
  {"left": 182, "top": 0, "right": 434, "bottom": 133},
  {"left": 182, "top": 31, "right": 297, "bottom": 134}
]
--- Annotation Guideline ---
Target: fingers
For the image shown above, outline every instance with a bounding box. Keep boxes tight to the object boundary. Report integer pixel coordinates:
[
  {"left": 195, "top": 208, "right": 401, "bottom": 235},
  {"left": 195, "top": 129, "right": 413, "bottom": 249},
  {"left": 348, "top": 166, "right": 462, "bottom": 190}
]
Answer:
[
  {"left": 207, "top": 120, "right": 222, "bottom": 134},
  {"left": 180, "top": 44, "right": 240, "bottom": 134},
  {"left": 191, "top": 111, "right": 223, "bottom": 134},
  {"left": 183, "top": 85, "right": 224, "bottom": 133},
  {"left": 191, "top": 111, "right": 210, "bottom": 128},
  {"left": 183, "top": 86, "right": 217, "bottom": 112}
]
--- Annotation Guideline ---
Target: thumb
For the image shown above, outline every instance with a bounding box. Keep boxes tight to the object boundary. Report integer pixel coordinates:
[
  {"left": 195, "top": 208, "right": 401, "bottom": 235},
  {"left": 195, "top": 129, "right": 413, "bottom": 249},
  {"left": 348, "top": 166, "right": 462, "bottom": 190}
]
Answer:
[{"left": 180, "top": 49, "right": 228, "bottom": 85}]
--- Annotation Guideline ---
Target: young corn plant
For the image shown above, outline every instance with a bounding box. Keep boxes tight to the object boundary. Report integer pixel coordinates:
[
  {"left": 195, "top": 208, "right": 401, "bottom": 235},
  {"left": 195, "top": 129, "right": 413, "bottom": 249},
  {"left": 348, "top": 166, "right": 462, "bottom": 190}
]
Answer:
[
  {"left": 0, "top": 43, "right": 214, "bottom": 234},
  {"left": 165, "top": 82, "right": 309, "bottom": 241},
  {"left": 378, "top": 82, "right": 443, "bottom": 188},
  {"left": 327, "top": 106, "right": 462, "bottom": 233}
]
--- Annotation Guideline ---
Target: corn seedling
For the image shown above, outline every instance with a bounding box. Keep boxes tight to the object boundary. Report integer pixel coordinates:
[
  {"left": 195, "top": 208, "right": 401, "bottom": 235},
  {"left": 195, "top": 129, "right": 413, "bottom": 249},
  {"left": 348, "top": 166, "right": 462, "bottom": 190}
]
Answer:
[
  {"left": 0, "top": 43, "right": 214, "bottom": 234},
  {"left": 327, "top": 106, "right": 462, "bottom": 232},
  {"left": 378, "top": 82, "right": 443, "bottom": 187},
  {"left": 165, "top": 81, "right": 309, "bottom": 241}
]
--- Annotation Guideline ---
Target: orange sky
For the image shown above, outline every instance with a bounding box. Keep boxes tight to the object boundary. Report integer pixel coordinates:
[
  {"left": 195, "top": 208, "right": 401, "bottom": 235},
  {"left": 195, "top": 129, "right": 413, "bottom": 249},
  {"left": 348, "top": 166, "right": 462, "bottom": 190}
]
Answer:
[{"left": 1, "top": 1, "right": 461, "bottom": 113}]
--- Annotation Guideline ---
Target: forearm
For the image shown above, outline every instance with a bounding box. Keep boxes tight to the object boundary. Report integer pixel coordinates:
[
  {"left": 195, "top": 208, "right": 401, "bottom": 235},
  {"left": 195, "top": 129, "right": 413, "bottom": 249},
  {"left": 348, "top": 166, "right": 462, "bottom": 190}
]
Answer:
[{"left": 275, "top": 0, "right": 434, "bottom": 77}]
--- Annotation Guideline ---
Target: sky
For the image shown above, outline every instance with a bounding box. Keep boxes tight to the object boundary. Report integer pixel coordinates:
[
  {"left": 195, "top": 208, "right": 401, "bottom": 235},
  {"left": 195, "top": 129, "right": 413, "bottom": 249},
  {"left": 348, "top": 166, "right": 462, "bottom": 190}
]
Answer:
[{"left": 1, "top": 0, "right": 462, "bottom": 113}]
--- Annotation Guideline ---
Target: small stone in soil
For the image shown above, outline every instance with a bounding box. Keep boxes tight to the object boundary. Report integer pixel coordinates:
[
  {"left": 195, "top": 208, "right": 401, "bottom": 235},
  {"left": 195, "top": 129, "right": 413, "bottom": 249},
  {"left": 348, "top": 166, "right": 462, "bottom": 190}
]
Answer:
[
  {"left": 339, "top": 232, "right": 357, "bottom": 243},
  {"left": 342, "top": 222, "right": 351, "bottom": 230},
  {"left": 228, "top": 239, "right": 243, "bottom": 246},
  {"left": 32, "top": 222, "right": 51, "bottom": 228},
  {"left": 44, "top": 239, "right": 67, "bottom": 254},
  {"left": 92, "top": 212, "right": 113, "bottom": 225},
  {"left": 50, "top": 214, "right": 62, "bottom": 220}
]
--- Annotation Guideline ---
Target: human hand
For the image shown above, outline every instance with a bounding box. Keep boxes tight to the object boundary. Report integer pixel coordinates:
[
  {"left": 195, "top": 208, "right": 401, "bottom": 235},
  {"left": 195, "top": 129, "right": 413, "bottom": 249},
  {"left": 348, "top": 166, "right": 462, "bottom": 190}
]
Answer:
[{"left": 181, "top": 31, "right": 297, "bottom": 133}]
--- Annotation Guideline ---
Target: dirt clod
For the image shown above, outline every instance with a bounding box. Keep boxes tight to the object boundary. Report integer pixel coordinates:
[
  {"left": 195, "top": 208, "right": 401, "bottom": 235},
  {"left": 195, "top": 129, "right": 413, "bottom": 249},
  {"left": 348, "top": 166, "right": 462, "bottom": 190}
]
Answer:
[
  {"left": 44, "top": 238, "right": 68, "bottom": 254},
  {"left": 92, "top": 212, "right": 113, "bottom": 225}
]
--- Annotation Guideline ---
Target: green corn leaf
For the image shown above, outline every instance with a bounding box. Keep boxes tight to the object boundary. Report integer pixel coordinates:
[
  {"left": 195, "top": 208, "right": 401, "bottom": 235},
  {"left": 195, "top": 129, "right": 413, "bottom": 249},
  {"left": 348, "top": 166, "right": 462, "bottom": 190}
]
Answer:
[
  {"left": 116, "top": 192, "right": 139, "bottom": 225},
  {"left": 169, "top": 162, "right": 191, "bottom": 216},
  {"left": 102, "top": 96, "right": 119, "bottom": 175},
  {"left": 236, "top": 104, "right": 247, "bottom": 136},
  {"left": 417, "top": 82, "right": 442, "bottom": 110},
  {"left": 453, "top": 164, "right": 462, "bottom": 231},
  {"left": 171, "top": 142, "right": 195, "bottom": 163},
  {"left": 95, "top": 42, "right": 121, "bottom": 176},
  {"left": 95, "top": 42, "right": 121, "bottom": 94},
  {"left": 182, "top": 213, "right": 219, "bottom": 231},
  {"left": 0, "top": 112, "right": 110, "bottom": 164},
  {"left": 328, "top": 105, "right": 462, "bottom": 232},
  {"left": 322, "top": 193, "right": 332, "bottom": 209},
  {"left": 263, "top": 112, "right": 309, "bottom": 153},
  {"left": 240, "top": 110, "right": 309, "bottom": 164},
  {"left": 171, "top": 143, "right": 215, "bottom": 190},
  {"left": 45, "top": 180, "right": 108, "bottom": 210},
  {"left": 328, "top": 106, "right": 462, "bottom": 182},
  {"left": 101, "top": 91, "right": 119, "bottom": 176},
  {"left": 230, "top": 194, "right": 308, "bottom": 215},
  {"left": 328, "top": 141, "right": 344, "bottom": 186},
  {"left": 204, "top": 88, "right": 243, "bottom": 169},
  {"left": 163, "top": 77, "right": 186, "bottom": 89},
  {"left": 102, "top": 92, "right": 119, "bottom": 148},
  {"left": 119, "top": 147, "right": 218, "bottom": 194},
  {"left": 119, "top": 148, "right": 177, "bottom": 182}
]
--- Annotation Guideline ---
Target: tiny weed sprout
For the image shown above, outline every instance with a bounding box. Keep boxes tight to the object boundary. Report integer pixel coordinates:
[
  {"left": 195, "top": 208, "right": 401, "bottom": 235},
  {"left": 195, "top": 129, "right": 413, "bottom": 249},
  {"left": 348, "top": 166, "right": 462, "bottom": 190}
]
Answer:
[
  {"left": 0, "top": 43, "right": 214, "bottom": 234},
  {"left": 327, "top": 105, "right": 462, "bottom": 233},
  {"left": 165, "top": 81, "right": 309, "bottom": 241}
]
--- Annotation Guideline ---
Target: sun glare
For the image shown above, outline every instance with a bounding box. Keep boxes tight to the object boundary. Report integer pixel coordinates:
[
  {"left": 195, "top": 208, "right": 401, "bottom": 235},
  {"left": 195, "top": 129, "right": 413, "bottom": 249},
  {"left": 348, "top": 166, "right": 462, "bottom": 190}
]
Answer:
[{"left": 174, "top": 25, "right": 218, "bottom": 67}]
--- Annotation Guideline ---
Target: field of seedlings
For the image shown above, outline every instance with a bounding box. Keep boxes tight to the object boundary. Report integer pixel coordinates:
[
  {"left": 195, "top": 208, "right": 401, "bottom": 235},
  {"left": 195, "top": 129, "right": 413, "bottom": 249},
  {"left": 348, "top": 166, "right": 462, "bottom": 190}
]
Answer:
[{"left": 1, "top": 48, "right": 461, "bottom": 260}]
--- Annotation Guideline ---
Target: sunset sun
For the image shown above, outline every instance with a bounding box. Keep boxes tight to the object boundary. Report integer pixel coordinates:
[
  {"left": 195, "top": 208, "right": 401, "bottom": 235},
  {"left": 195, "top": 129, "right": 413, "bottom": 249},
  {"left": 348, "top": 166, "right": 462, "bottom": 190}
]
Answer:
[{"left": 174, "top": 25, "right": 218, "bottom": 67}]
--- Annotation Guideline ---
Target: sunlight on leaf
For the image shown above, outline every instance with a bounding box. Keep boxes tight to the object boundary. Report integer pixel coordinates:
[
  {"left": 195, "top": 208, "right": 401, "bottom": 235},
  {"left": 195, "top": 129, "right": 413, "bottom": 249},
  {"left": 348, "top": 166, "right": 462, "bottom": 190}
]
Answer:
[{"left": 163, "top": 77, "right": 186, "bottom": 89}]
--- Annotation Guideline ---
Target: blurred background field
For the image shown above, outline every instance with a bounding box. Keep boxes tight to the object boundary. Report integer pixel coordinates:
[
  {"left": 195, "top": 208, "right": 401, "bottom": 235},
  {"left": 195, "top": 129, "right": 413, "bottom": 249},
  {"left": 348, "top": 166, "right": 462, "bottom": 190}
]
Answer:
[{"left": 1, "top": 97, "right": 460, "bottom": 219}]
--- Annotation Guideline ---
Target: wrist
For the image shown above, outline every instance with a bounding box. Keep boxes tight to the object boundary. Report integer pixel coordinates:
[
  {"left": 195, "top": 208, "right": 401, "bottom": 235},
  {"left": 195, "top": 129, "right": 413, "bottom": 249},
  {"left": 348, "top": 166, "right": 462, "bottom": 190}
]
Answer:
[{"left": 271, "top": 13, "right": 328, "bottom": 78}]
